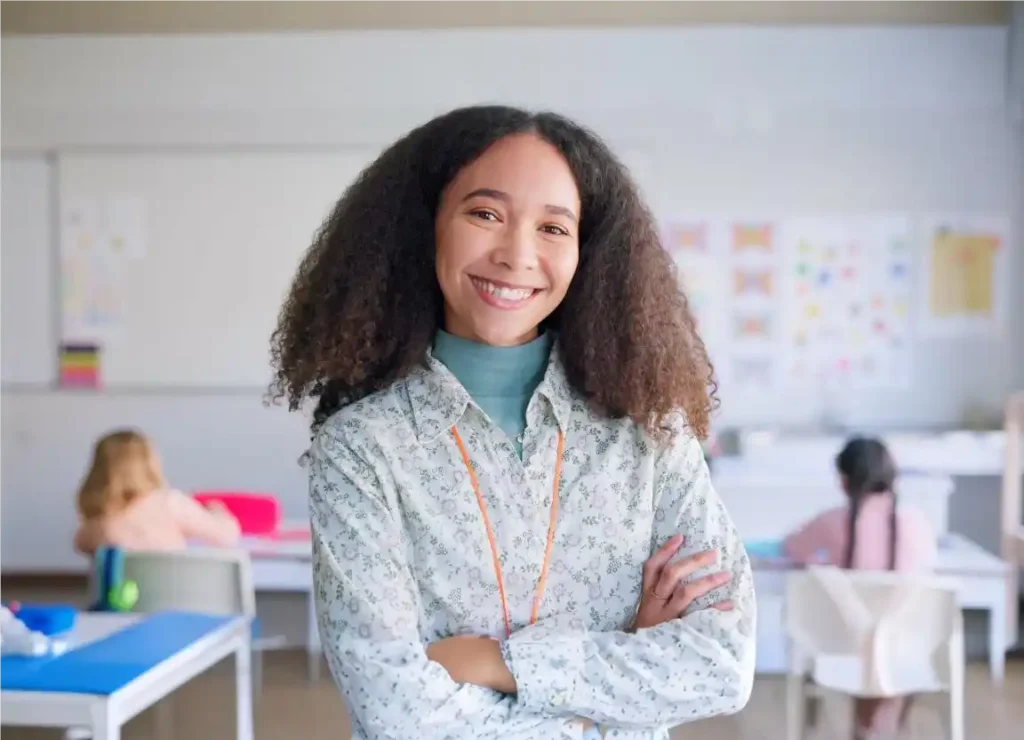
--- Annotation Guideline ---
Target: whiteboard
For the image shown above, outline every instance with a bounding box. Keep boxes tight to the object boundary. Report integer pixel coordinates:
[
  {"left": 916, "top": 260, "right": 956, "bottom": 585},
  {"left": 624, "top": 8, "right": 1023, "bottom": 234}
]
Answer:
[
  {"left": 57, "top": 150, "right": 377, "bottom": 387},
  {"left": 1, "top": 155, "right": 56, "bottom": 385}
]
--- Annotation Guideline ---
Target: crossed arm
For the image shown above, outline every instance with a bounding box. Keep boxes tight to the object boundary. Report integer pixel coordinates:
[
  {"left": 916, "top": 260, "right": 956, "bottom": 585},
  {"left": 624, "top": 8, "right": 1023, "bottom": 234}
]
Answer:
[
  {"left": 310, "top": 426, "right": 755, "bottom": 738},
  {"left": 426, "top": 535, "right": 737, "bottom": 695}
]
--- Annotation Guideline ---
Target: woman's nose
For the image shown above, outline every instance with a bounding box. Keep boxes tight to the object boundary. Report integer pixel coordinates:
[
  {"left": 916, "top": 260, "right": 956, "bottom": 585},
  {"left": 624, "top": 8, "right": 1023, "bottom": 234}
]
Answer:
[{"left": 492, "top": 223, "right": 539, "bottom": 272}]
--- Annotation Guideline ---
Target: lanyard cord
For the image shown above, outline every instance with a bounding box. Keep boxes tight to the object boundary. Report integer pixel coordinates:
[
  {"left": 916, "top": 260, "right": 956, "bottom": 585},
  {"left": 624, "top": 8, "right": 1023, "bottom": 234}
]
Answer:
[{"left": 450, "top": 427, "right": 564, "bottom": 638}]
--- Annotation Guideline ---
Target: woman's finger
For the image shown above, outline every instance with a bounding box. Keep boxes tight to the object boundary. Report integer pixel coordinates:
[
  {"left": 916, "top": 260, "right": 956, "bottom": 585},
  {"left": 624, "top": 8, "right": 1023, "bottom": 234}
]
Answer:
[
  {"left": 642, "top": 535, "right": 684, "bottom": 588},
  {"left": 666, "top": 570, "right": 730, "bottom": 615},
  {"left": 654, "top": 549, "right": 717, "bottom": 597},
  {"left": 711, "top": 601, "right": 734, "bottom": 611}
]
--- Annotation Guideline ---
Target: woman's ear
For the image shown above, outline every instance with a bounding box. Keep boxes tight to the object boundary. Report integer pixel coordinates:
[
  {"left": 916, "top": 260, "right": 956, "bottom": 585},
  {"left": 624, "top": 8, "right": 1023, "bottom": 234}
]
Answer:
[{"left": 838, "top": 474, "right": 850, "bottom": 495}]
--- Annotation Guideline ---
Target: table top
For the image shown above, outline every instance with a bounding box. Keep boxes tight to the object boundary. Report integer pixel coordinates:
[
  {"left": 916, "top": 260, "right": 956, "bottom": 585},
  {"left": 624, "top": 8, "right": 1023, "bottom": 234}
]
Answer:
[
  {"left": 713, "top": 458, "right": 955, "bottom": 495},
  {"left": 242, "top": 522, "right": 1008, "bottom": 577},
  {"left": 733, "top": 429, "right": 1011, "bottom": 477},
  {"left": 63, "top": 612, "right": 142, "bottom": 649},
  {"left": 241, "top": 520, "right": 311, "bottom": 560},
  {"left": 750, "top": 533, "right": 1010, "bottom": 577},
  {"left": 1, "top": 611, "right": 242, "bottom": 696}
]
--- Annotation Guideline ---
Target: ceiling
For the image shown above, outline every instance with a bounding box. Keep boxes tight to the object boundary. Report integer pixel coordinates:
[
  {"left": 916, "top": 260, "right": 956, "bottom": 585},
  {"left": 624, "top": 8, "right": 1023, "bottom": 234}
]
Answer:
[{"left": 0, "top": 1, "right": 1012, "bottom": 35}]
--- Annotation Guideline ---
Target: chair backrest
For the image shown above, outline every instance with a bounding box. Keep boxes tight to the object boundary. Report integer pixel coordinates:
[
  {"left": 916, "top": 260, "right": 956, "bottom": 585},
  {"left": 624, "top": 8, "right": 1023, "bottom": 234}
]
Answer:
[
  {"left": 785, "top": 567, "right": 960, "bottom": 696},
  {"left": 121, "top": 548, "right": 256, "bottom": 617}
]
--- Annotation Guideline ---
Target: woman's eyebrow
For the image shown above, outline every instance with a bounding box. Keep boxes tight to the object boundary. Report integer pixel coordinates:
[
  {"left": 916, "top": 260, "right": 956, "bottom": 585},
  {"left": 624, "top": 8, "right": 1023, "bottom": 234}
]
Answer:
[
  {"left": 545, "top": 204, "right": 578, "bottom": 223},
  {"left": 462, "top": 188, "right": 578, "bottom": 223},
  {"left": 461, "top": 187, "right": 509, "bottom": 203}
]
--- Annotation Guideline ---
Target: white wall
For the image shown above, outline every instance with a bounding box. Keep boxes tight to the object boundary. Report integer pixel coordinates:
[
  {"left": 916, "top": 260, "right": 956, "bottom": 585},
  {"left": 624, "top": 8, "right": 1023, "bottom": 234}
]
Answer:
[
  {"left": 1012, "top": 3, "right": 1024, "bottom": 381},
  {"left": 2, "top": 27, "right": 1022, "bottom": 571},
  {"left": 0, "top": 29, "right": 1013, "bottom": 149}
]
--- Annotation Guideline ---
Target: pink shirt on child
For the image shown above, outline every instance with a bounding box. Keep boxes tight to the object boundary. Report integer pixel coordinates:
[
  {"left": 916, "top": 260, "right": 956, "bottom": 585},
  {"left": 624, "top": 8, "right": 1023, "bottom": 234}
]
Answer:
[
  {"left": 783, "top": 494, "right": 938, "bottom": 571},
  {"left": 74, "top": 489, "right": 241, "bottom": 556}
]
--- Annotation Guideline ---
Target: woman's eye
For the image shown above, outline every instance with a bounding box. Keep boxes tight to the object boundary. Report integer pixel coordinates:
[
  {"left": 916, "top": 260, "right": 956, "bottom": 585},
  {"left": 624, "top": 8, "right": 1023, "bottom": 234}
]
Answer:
[
  {"left": 471, "top": 210, "right": 499, "bottom": 222},
  {"left": 541, "top": 224, "right": 569, "bottom": 236}
]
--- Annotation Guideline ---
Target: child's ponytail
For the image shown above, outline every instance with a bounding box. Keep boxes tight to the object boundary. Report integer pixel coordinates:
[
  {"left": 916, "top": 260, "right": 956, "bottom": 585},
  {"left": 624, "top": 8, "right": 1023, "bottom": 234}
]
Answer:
[{"left": 836, "top": 437, "right": 898, "bottom": 570}]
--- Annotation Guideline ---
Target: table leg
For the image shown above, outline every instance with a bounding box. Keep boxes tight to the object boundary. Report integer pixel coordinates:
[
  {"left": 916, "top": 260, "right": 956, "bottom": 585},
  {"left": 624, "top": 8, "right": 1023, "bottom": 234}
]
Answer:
[
  {"left": 988, "top": 602, "right": 1006, "bottom": 684},
  {"left": 236, "top": 640, "right": 255, "bottom": 740},
  {"left": 155, "top": 696, "right": 174, "bottom": 740},
  {"left": 91, "top": 704, "right": 120, "bottom": 740},
  {"left": 307, "top": 591, "right": 321, "bottom": 682}
]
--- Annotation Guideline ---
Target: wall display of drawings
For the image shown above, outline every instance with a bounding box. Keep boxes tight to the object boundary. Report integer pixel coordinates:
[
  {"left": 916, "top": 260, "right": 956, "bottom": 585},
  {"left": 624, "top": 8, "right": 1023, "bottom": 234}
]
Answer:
[
  {"left": 780, "top": 217, "right": 913, "bottom": 389},
  {"left": 662, "top": 217, "right": 724, "bottom": 343},
  {"left": 662, "top": 217, "right": 781, "bottom": 391},
  {"left": 60, "top": 195, "right": 146, "bottom": 345},
  {"left": 725, "top": 220, "right": 780, "bottom": 390}
]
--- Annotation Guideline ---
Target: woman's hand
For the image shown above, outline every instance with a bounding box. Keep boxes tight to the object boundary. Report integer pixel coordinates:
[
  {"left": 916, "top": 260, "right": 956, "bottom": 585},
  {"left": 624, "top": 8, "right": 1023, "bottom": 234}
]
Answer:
[
  {"left": 426, "top": 635, "right": 517, "bottom": 694},
  {"left": 631, "top": 534, "right": 733, "bottom": 631}
]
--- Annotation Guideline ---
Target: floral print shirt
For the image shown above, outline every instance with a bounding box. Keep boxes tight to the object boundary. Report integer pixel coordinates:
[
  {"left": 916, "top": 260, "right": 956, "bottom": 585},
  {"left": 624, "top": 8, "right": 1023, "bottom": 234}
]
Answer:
[{"left": 309, "top": 348, "right": 755, "bottom": 739}]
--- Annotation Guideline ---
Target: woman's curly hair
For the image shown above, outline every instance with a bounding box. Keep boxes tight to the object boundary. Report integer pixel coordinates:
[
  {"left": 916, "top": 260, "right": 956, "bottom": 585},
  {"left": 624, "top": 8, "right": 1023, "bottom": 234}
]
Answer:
[{"left": 270, "top": 105, "right": 717, "bottom": 439}]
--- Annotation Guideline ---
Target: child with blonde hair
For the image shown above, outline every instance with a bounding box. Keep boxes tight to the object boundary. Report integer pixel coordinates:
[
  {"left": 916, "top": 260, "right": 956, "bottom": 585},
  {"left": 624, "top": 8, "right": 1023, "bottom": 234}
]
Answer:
[{"left": 74, "top": 429, "right": 240, "bottom": 555}]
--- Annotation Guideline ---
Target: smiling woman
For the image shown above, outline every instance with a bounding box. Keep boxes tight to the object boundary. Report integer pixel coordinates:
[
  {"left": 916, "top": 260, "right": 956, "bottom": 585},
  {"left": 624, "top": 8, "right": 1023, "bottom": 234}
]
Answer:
[
  {"left": 435, "top": 134, "right": 581, "bottom": 347},
  {"left": 269, "top": 106, "right": 754, "bottom": 739}
]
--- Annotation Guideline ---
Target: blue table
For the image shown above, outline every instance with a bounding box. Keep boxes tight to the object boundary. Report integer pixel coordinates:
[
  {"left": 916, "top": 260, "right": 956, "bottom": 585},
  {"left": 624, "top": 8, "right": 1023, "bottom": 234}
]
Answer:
[{"left": 1, "top": 611, "right": 252, "bottom": 740}]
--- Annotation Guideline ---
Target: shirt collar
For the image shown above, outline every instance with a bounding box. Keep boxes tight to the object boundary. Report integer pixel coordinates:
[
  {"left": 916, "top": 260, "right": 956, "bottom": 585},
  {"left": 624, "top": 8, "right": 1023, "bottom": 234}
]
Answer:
[{"left": 404, "top": 342, "right": 574, "bottom": 443}]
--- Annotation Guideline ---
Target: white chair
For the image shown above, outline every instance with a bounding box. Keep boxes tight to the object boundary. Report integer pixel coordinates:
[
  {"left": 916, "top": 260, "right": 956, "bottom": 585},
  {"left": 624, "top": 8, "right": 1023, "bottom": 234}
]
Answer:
[
  {"left": 123, "top": 547, "right": 256, "bottom": 614},
  {"left": 119, "top": 548, "right": 286, "bottom": 696},
  {"left": 785, "top": 567, "right": 964, "bottom": 740},
  {"left": 1001, "top": 392, "right": 1024, "bottom": 649}
]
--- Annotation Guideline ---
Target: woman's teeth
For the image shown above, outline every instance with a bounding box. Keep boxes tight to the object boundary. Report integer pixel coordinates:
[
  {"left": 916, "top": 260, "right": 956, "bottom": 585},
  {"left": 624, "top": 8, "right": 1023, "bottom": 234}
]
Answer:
[{"left": 473, "top": 278, "right": 535, "bottom": 301}]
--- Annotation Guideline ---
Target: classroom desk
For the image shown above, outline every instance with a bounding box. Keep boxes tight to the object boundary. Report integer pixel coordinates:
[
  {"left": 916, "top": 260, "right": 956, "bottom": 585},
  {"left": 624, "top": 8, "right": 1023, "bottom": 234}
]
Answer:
[
  {"left": 0, "top": 611, "right": 253, "bottom": 740},
  {"left": 751, "top": 533, "right": 1012, "bottom": 684},
  {"left": 239, "top": 527, "right": 319, "bottom": 681}
]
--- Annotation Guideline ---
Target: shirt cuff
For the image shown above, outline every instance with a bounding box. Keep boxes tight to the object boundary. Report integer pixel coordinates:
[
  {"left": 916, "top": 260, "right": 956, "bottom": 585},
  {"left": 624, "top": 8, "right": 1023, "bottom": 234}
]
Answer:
[{"left": 501, "top": 621, "right": 585, "bottom": 714}]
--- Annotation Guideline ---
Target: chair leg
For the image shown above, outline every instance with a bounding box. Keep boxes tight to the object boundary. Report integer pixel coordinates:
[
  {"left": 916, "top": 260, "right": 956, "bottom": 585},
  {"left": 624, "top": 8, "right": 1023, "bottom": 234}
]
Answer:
[
  {"left": 949, "top": 627, "right": 965, "bottom": 740},
  {"left": 252, "top": 648, "right": 263, "bottom": 702},
  {"left": 306, "top": 592, "right": 321, "bottom": 682},
  {"left": 949, "top": 687, "right": 964, "bottom": 740},
  {"left": 787, "top": 672, "right": 807, "bottom": 740}
]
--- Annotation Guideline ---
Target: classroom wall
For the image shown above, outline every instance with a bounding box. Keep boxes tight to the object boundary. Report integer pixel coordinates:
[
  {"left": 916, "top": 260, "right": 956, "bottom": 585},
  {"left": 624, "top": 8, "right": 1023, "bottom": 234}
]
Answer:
[
  {"left": 2, "top": 27, "right": 1022, "bottom": 571},
  {"left": 4, "top": 28, "right": 1021, "bottom": 413},
  {"left": 0, "top": 0, "right": 1007, "bottom": 33},
  {"left": 1014, "top": 2, "right": 1024, "bottom": 383}
]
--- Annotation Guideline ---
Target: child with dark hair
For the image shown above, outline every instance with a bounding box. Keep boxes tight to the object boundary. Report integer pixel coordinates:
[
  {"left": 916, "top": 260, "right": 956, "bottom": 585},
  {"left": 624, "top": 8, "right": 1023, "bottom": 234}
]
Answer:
[
  {"left": 784, "top": 437, "right": 936, "bottom": 570},
  {"left": 784, "top": 436, "right": 938, "bottom": 738}
]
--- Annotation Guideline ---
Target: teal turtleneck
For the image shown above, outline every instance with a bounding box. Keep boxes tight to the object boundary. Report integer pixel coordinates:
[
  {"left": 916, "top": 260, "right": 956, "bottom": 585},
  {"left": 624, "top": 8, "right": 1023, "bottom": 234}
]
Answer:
[{"left": 432, "top": 330, "right": 553, "bottom": 457}]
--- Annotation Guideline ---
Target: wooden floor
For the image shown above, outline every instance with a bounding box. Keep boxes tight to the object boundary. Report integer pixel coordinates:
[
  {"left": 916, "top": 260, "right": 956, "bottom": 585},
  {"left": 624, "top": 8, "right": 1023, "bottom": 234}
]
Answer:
[{"left": 2, "top": 650, "right": 1021, "bottom": 739}]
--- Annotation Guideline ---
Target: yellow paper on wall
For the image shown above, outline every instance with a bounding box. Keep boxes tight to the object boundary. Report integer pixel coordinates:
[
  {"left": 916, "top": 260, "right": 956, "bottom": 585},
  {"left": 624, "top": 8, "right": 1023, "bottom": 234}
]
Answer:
[{"left": 928, "top": 231, "right": 999, "bottom": 318}]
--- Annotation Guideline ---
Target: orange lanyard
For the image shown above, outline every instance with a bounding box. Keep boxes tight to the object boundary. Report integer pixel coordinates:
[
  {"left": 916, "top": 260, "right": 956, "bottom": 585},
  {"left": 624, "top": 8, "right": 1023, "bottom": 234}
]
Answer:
[{"left": 450, "top": 427, "right": 564, "bottom": 638}]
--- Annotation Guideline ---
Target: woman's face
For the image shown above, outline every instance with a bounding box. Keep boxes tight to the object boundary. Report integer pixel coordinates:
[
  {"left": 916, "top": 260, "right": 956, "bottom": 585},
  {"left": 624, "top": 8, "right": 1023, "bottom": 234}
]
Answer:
[{"left": 435, "top": 133, "right": 581, "bottom": 346}]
